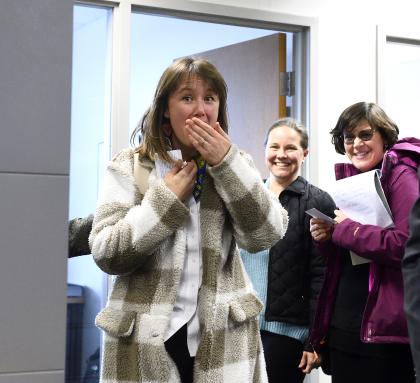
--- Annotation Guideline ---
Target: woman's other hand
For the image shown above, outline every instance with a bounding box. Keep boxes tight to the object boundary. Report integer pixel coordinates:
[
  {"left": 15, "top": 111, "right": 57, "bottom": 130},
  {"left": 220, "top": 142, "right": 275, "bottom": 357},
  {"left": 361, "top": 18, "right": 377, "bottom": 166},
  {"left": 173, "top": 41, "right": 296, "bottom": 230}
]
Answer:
[
  {"left": 164, "top": 160, "right": 197, "bottom": 201},
  {"left": 299, "top": 350, "right": 322, "bottom": 374},
  {"left": 333, "top": 208, "right": 348, "bottom": 223},
  {"left": 186, "top": 117, "right": 231, "bottom": 166},
  {"left": 310, "top": 218, "right": 333, "bottom": 242}
]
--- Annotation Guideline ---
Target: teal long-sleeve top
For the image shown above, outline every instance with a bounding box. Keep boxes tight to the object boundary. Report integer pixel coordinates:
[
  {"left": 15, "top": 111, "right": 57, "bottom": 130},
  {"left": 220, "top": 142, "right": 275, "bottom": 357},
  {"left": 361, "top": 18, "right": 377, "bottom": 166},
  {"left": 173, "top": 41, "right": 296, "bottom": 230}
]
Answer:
[{"left": 240, "top": 247, "right": 308, "bottom": 343}]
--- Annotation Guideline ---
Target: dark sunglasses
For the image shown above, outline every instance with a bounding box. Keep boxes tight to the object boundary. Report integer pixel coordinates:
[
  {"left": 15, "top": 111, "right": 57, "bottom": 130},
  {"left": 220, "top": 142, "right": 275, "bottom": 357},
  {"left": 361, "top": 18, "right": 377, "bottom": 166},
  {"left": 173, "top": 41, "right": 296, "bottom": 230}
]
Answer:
[{"left": 343, "top": 128, "right": 376, "bottom": 145}]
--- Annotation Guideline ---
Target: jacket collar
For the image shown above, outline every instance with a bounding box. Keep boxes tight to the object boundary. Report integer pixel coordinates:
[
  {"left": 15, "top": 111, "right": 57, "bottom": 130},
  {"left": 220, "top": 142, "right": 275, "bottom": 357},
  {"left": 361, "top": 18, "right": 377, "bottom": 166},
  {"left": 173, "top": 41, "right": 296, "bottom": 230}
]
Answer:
[
  {"left": 264, "top": 176, "right": 306, "bottom": 197},
  {"left": 282, "top": 176, "right": 307, "bottom": 195}
]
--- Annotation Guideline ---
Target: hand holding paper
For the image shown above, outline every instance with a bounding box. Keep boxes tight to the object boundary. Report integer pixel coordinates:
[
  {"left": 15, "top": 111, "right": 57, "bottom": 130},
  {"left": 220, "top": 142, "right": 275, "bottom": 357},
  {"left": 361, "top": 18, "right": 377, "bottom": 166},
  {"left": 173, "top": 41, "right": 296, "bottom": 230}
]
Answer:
[
  {"left": 333, "top": 209, "right": 348, "bottom": 224},
  {"left": 308, "top": 209, "right": 336, "bottom": 243},
  {"left": 328, "top": 169, "right": 394, "bottom": 265},
  {"left": 306, "top": 208, "right": 336, "bottom": 226},
  {"left": 329, "top": 169, "right": 393, "bottom": 228}
]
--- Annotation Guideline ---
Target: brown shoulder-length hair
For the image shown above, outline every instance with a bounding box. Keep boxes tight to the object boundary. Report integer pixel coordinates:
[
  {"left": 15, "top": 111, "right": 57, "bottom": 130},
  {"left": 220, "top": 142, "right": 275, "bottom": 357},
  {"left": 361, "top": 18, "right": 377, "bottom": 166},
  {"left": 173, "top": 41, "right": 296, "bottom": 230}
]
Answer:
[
  {"left": 130, "top": 57, "right": 229, "bottom": 163},
  {"left": 330, "top": 102, "right": 399, "bottom": 155}
]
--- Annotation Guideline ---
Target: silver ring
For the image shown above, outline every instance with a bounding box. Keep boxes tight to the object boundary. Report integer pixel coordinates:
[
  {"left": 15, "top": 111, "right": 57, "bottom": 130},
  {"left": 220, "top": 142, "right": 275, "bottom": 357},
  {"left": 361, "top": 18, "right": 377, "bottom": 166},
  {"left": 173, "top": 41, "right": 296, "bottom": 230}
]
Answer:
[{"left": 200, "top": 138, "right": 206, "bottom": 145}]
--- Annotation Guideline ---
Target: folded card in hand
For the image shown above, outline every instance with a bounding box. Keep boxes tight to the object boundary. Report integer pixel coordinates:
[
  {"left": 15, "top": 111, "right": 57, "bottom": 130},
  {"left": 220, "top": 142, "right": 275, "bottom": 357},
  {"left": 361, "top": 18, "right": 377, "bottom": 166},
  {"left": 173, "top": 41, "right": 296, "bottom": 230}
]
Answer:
[{"left": 305, "top": 208, "right": 336, "bottom": 226}]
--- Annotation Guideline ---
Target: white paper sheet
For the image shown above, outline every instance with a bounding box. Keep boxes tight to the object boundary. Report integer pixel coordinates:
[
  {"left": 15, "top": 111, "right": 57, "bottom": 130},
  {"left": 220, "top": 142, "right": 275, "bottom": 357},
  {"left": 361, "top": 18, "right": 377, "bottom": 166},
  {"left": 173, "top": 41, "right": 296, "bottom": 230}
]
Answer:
[{"left": 329, "top": 169, "right": 394, "bottom": 265}]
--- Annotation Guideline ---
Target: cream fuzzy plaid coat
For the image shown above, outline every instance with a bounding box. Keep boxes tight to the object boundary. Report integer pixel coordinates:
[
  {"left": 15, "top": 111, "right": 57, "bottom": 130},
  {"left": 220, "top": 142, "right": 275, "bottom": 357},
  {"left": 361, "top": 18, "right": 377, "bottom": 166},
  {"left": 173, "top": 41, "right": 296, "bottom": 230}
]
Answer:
[{"left": 90, "top": 145, "right": 288, "bottom": 383}]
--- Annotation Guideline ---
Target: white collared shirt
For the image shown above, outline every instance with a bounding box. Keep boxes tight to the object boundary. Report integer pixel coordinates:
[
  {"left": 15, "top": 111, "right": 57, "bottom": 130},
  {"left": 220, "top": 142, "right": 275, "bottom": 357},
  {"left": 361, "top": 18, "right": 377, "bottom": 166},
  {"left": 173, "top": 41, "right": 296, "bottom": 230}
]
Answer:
[{"left": 164, "top": 196, "right": 202, "bottom": 356}]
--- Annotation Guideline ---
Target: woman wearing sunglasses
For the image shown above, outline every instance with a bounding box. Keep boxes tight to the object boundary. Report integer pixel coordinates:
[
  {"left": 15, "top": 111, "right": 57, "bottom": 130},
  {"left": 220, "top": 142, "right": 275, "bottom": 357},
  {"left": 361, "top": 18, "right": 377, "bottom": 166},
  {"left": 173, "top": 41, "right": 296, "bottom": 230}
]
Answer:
[{"left": 309, "top": 102, "right": 420, "bottom": 383}]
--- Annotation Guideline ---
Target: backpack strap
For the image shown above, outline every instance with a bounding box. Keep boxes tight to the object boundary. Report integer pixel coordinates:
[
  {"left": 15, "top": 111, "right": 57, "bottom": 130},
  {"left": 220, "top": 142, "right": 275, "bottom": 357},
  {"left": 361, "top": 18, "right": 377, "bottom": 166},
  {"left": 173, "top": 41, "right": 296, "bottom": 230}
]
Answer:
[{"left": 133, "top": 152, "right": 150, "bottom": 196}]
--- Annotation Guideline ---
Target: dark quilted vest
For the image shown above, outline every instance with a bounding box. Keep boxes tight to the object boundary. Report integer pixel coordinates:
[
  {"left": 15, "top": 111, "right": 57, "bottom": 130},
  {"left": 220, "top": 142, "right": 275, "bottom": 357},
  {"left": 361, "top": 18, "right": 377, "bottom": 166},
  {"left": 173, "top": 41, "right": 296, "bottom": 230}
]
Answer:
[{"left": 265, "top": 176, "right": 335, "bottom": 326}]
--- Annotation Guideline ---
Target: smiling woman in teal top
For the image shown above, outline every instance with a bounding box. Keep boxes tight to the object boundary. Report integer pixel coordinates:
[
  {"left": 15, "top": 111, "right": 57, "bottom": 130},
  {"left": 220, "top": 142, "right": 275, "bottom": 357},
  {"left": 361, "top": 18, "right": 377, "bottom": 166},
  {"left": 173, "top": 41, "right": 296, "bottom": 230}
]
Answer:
[{"left": 241, "top": 117, "right": 335, "bottom": 383}]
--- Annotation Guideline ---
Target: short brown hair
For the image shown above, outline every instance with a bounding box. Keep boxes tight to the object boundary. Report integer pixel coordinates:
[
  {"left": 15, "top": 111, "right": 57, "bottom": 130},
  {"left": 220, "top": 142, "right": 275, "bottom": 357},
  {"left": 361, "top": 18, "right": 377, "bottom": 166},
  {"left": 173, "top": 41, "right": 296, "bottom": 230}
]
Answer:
[
  {"left": 131, "top": 57, "right": 228, "bottom": 163},
  {"left": 264, "top": 118, "right": 308, "bottom": 150},
  {"left": 330, "top": 102, "right": 399, "bottom": 154}
]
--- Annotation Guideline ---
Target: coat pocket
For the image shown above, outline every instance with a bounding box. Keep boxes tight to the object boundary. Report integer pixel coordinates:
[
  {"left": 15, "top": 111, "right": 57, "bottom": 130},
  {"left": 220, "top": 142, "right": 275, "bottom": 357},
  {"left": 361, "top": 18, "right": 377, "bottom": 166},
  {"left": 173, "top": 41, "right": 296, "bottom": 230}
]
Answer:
[
  {"left": 228, "top": 292, "right": 263, "bottom": 323},
  {"left": 96, "top": 308, "right": 179, "bottom": 382},
  {"left": 137, "top": 313, "right": 179, "bottom": 382},
  {"left": 223, "top": 293, "right": 265, "bottom": 380},
  {"left": 95, "top": 306, "right": 136, "bottom": 338}
]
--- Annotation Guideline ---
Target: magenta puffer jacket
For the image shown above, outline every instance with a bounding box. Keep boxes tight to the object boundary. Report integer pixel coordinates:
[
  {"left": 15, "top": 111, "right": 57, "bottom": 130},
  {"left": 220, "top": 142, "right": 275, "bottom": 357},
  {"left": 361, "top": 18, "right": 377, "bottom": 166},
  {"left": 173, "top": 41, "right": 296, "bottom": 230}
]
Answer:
[{"left": 310, "top": 138, "right": 420, "bottom": 350}]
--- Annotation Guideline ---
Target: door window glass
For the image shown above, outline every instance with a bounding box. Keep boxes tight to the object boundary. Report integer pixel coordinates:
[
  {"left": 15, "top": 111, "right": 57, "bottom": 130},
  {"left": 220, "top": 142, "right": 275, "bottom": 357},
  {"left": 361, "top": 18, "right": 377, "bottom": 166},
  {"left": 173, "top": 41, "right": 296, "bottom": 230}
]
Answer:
[
  {"left": 129, "top": 13, "right": 279, "bottom": 137},
  {"left": 129, "top": 12, "right": 295, "bottom": 177},
  {"left": 385, "top": 39, "right": 420, "bottom": 138},
  {"left": 67, "top": 4, "right": 112, "bottom": 383}
]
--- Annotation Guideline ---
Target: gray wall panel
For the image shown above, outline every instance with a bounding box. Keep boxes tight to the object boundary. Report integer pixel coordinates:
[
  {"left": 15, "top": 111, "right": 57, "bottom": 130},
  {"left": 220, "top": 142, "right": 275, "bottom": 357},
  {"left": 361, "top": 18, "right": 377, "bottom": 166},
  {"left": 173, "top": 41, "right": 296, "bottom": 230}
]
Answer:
[
  {"left": 0, "top": 173, "right": 68, "bottom": 373},
  {"left": 0, "top": 0, "right": 72, "bottom": 378},
  {"left": 0, "top": 371, "right": 64, "bottom": 383},
  {"left": 0, "top": 0, "right": 72, "bottom": 175}
]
